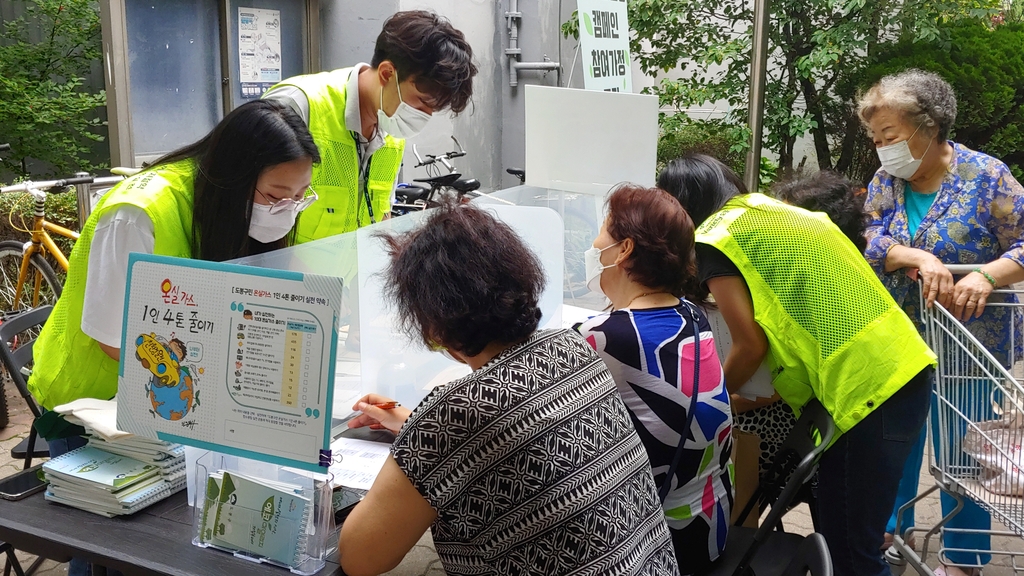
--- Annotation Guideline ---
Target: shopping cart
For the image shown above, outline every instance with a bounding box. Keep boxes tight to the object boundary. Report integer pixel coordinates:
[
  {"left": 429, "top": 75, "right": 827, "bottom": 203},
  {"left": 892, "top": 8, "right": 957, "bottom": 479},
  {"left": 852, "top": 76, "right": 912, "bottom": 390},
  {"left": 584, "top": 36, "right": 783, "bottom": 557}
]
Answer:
[{"left": 888, "top": 265, "right": 1024, "bottom": 575}]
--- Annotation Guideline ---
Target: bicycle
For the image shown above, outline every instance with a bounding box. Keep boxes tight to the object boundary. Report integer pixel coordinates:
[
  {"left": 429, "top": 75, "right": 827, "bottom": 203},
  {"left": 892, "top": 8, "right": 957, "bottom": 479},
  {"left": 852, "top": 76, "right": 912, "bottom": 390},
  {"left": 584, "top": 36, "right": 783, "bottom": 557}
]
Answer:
[
  {"left": 0, "top": 173, "right": 123, "bottom": 314},
  {"left": 392, "top": 136, "right": 481, "bottom": 216}
]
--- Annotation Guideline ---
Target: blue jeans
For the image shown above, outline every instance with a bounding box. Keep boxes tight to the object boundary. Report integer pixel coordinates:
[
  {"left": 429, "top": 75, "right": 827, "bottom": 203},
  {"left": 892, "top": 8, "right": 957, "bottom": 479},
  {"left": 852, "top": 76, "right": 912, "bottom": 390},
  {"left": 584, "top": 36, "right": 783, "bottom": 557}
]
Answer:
[
  {"left": 816, "top": 367, "right": 932, "bottom": 576},
  {"left": 47, "top": 436, "right": 124, "bottom": 576},
  {"left": 887, "top": 383, "right": 993, "bottom": 566}
]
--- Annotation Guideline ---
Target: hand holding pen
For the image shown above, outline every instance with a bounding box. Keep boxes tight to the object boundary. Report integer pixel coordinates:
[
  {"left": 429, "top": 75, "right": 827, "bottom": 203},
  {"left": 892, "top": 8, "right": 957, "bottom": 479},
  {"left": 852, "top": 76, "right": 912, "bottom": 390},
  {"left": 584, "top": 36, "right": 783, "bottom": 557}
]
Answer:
[{"left": 347, "top": 393, "right": 412, "bottom": 435}]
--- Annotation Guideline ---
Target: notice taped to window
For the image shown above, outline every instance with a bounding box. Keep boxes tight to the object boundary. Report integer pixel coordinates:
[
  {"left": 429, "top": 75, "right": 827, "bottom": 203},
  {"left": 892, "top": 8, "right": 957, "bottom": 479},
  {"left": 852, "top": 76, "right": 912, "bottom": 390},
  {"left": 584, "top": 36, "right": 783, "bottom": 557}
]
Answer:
[
  {"left": 238, "top": 6, "right": 281, "bottom": 99},
  {"left": 117, "top": 254, "right": 342, "bottom": 472},
  {"left": 577, "top": 0, "right": 632, "bottom": 93}
]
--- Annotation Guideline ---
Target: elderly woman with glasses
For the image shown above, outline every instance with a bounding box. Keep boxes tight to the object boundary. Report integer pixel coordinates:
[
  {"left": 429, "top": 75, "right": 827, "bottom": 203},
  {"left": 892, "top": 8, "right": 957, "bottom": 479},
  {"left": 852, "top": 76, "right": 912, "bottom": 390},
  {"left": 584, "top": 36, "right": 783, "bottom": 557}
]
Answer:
[{"left": 860, "top": 68, "right": 1024, "bottom": 576}]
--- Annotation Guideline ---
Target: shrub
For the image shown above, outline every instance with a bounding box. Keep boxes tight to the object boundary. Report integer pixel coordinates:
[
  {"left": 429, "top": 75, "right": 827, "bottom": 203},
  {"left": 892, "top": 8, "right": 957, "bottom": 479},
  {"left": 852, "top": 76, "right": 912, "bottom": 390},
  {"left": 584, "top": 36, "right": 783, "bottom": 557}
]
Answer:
[
  {"left": 848, "top": 21, "right": 1024, "bottom": 180},
  {"left": 657, "top": 114, "right": 778, "bottom": 190}
]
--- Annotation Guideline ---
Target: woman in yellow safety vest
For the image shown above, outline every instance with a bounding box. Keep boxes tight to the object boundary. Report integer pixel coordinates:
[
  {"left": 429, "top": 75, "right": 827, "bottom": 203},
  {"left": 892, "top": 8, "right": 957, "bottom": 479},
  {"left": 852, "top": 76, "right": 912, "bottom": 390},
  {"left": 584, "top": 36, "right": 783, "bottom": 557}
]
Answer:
[
  {"left": 31, "top": 99, "right": 319, "bottom": 459},
  {"left": 658, "top": 153, "right": 935, "bottom": 576}
]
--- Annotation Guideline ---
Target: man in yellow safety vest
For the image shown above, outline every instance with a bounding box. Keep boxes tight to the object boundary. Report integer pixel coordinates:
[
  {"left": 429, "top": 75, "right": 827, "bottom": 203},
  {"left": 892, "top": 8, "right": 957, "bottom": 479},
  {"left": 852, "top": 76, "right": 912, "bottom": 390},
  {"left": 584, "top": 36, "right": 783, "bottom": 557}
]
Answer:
[{"left": 265, "top": 10, "right": 477, "bottom": 242}]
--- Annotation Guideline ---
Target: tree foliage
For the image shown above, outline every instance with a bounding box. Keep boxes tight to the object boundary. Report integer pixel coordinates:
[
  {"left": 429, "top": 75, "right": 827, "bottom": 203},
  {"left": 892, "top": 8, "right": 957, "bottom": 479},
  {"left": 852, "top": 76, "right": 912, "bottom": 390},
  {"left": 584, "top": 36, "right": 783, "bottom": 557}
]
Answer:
[
  {"left": 567, "top": 0, "right": 1002, "bottom": 178},
  {"left": 843, "top": 21, "right": 1024, "bottom": 181},
  {"left": 0, "top": 0, "right": 106, "bottom": 177}
]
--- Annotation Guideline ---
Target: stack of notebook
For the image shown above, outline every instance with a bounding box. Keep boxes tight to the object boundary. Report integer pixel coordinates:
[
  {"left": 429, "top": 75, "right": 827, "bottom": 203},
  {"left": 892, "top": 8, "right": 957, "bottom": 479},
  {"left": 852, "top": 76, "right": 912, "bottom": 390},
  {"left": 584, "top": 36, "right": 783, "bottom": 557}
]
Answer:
[
  {"left": 198, "top": 470, "right": 313, "bottom": 566},
  {"left": 43, "top": 444, "right": 186, "bottom": 517},
  {"left": 86, "top": 431, "right": 187, "bottom": 485}
]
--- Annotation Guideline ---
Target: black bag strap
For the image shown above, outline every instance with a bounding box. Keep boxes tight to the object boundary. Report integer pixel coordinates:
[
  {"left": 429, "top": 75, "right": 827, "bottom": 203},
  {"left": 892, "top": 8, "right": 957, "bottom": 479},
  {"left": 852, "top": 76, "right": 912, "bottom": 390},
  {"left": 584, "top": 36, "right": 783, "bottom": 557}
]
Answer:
[{"left": 659, "top": 302, "right": 702, "bottom": 504}]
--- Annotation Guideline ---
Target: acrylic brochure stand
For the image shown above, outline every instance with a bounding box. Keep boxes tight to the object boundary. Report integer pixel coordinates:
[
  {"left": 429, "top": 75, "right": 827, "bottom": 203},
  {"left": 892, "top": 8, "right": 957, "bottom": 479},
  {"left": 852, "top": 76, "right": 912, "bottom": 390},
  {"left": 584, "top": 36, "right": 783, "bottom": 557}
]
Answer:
[{"left": 191, "top": 450, "right": 332, "bottom": 575}]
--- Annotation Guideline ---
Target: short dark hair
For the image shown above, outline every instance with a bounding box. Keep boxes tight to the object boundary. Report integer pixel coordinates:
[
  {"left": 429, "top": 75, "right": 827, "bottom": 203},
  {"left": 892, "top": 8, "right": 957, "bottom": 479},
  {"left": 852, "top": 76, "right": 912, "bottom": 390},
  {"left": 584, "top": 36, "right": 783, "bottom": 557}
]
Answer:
[
  {"left": 605, "top": 184, "right": 700, "bottom": 301},
  {"left": 378, "top": 204, "right": 544, "bottom": 357},
  {"left": 657, "top": 154, "right": 747, "bottom": 227},
  {"left": 371, "top": 10, "right": 476, "bottom": 115},
  {"left": 151, "top": 100, "right": 319, "bottom": 262},
  {"left": 773, "top": 171, "right": 869, "bottom": 252}
]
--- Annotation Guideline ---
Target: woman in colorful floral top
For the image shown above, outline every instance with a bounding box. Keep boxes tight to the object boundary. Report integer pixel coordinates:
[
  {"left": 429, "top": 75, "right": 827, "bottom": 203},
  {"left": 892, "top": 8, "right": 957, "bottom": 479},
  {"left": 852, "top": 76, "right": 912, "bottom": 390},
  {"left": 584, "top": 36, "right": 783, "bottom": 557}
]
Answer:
[{"left": 860, "top": 69, "right": 1024, "bottom": 576}]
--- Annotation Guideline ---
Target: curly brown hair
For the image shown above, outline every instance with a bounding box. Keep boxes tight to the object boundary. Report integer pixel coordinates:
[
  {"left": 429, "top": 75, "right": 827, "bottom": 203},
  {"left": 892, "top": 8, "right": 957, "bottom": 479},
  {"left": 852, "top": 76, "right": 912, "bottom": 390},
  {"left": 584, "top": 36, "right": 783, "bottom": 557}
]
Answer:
[
  {"left": 605, "top": 184, "right": 700, "bottom": 302},
  {"left": 378, "top": 203, "right": 544, "bottom": 357}
]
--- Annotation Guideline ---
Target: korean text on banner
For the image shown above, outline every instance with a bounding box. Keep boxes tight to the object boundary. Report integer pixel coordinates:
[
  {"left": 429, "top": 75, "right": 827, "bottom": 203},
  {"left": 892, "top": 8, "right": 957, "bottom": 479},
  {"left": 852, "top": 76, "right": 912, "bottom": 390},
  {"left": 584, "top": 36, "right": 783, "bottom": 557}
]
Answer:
[{"left": 577, "top": 0, "right": 631, "bottom": 93}]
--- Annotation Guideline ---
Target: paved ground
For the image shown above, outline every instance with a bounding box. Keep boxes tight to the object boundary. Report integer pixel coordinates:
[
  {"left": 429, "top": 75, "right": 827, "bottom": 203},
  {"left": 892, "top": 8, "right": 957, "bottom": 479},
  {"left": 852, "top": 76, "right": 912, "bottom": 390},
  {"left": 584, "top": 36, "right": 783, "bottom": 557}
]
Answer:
[{"left": 3, "top": 379, "right": 1024, "bottom": 576}]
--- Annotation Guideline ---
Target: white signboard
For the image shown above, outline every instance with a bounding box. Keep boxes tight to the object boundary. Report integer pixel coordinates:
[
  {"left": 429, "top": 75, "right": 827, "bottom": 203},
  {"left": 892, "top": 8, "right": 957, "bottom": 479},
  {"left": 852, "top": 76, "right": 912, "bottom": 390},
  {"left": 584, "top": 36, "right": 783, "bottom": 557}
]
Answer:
[
  {"left": 238, "top": 7, "right": 282, "bottom": 99},
  {"left": 525, "top": 85, "right": 657, "bottom": 194},
  {"left": 577, "top": 0, "right": 632, "bottom": 93},
  {"left": 117, "top": 254, "right": 342, "bottom": 472}
]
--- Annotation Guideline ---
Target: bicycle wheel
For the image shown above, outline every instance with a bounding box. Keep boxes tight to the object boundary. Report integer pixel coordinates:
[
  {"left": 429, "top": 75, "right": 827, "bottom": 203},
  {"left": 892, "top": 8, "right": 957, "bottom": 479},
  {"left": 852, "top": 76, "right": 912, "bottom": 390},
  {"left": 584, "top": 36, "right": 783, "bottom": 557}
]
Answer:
[
  {"left": 0, "top": 240, "right": 61, "bottom": 429},
  {"left": 0, "top": 240, "right": 63, "bottom": 314}
]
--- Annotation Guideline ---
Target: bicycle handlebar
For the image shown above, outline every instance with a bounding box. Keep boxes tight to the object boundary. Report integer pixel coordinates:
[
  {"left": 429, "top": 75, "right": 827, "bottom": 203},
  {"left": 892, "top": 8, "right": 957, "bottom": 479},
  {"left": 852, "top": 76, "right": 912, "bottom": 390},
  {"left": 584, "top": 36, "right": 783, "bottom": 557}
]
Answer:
[
  {"left": 1, "top": 176, "right": 97, "bottom": 194},
  {"left": 412, "top": 135, "right": 467, "bottom": 169}
]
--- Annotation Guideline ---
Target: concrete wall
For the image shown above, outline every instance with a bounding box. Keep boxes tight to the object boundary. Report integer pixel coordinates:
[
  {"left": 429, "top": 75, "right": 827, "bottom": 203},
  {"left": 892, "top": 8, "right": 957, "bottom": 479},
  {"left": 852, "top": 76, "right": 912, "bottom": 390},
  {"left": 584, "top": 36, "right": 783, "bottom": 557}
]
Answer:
[{"left": 321, "top": 0, "right": 580, "bottom": 192}]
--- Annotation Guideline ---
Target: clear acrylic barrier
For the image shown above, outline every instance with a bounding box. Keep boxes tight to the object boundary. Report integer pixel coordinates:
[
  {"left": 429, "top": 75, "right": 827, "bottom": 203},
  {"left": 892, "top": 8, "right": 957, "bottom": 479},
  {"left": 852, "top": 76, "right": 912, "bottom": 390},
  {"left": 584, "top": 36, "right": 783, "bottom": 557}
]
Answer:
[
  {"left": 472, "top": 186, "right": 608, "bottom": 311},
  {"left": 231, "top": 204, "right": 564, "bottom": 414}
]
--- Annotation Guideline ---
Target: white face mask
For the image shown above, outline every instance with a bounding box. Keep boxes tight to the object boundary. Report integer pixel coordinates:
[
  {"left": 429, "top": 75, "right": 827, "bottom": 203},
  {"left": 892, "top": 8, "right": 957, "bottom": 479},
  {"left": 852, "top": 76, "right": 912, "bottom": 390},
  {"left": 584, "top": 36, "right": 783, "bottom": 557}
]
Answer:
[
  {"left": 248, "top": 202, "right": 297, "bottom": 243},
  {"left": 584, "top": 241, "right": 621, "bottom": 297},
  {"left": 876, "top": 123, "right": 932, "bottom": 180},
  {"left": 377, "top": 71, "right": 432, "bottom": 139}
]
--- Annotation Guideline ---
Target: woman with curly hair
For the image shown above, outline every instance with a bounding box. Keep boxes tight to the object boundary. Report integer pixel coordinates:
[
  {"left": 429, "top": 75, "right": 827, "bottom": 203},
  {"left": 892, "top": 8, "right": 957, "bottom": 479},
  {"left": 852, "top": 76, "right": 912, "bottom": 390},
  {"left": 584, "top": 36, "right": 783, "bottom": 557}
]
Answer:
[
  {"left": 859, "top": 68, "right": 1024, "bottom": 576},
  {"left": 339, "top": 204, "right": 680, "bottom": 576}
]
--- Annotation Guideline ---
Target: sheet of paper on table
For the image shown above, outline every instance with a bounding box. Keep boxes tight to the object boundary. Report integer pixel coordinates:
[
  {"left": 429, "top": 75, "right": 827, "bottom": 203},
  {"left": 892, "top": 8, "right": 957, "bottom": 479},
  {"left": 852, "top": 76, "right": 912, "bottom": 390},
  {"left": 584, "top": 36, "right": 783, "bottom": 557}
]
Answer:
[{"left": 328, "top": 437, "right": 391, "bottom": 491}]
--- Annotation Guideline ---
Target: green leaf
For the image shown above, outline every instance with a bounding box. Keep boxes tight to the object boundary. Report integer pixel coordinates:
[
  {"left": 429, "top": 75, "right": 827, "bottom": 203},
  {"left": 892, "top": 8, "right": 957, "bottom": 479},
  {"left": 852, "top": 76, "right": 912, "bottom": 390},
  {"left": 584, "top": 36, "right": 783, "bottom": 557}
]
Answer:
[{"left": 583, "top": 11, "right": 594, "bottom": 36}]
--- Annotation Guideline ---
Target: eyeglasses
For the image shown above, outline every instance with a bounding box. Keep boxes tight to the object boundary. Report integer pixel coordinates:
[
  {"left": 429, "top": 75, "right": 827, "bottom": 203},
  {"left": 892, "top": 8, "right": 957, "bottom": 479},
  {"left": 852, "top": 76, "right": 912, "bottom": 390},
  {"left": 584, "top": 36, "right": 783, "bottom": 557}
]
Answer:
[{"left": 255, "top": 187, "right": 318, "bottom": 215}]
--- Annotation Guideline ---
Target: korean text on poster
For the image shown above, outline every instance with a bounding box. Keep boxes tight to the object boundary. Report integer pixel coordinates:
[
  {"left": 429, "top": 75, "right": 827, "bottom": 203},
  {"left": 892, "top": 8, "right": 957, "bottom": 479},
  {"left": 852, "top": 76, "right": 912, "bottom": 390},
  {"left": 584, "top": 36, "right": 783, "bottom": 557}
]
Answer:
[
  {"left": 577, "top": 0, "right": 631, "bottom": 93},
  {"left": 117, "top": 254, "right": 343, "bottom": 472},
  {"left": 238, "top": 6, "right": 282, "bottom": 99}
]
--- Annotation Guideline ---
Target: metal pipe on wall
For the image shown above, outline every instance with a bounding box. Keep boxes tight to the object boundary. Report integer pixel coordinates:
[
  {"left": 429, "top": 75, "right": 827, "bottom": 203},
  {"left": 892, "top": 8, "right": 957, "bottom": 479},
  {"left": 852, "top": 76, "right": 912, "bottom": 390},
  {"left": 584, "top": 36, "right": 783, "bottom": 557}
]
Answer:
[
  {"left": 744, "top": 0, "right": 770, "bottom": 193},
  {"left": 505, "top": 0, "right": 562, "bottom": 87}
]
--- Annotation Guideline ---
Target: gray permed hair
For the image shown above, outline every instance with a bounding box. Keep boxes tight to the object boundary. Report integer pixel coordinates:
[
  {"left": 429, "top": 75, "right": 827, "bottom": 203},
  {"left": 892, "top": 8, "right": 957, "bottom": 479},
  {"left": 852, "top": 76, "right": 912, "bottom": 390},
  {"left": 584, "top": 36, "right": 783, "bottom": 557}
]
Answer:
[{"left": 857, "top": 69, "right": 957, "bottom": 141}]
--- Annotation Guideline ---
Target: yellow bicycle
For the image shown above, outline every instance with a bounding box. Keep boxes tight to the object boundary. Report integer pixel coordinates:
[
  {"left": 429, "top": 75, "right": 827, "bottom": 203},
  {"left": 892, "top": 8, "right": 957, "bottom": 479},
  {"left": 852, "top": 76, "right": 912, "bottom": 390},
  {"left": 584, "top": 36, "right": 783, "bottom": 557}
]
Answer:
[{"left": 0, "top": 173, "right": 124, "bottom": 314}]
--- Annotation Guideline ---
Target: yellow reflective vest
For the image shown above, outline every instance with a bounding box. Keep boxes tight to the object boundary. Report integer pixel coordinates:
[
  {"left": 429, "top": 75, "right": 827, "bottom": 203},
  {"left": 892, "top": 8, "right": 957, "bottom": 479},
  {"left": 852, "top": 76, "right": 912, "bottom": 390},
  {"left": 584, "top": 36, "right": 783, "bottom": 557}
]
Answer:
[
  {"left": 270, "top": 68, "right": 405, "bottom": 242},
  {"left": 697, "top": 193, "right": 936, "bottom": 434},
  {"left": 30, "top": 161, "right": 196, "bottom": 410}
]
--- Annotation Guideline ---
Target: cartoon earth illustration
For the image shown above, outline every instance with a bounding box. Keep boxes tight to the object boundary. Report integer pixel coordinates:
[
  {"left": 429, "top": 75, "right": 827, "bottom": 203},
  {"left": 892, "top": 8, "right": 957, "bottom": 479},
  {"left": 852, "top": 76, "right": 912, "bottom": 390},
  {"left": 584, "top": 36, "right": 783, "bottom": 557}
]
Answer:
[{"left": 137, "top": 334, "right": 198, "bottom": 421}]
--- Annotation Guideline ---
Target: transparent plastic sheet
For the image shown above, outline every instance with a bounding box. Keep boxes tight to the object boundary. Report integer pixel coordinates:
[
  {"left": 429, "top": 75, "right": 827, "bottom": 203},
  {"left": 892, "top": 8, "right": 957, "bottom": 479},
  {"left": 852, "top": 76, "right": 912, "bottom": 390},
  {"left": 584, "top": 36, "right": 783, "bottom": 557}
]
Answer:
[{"left": 231, "top": 204, "right": 564, "bottom": 414}]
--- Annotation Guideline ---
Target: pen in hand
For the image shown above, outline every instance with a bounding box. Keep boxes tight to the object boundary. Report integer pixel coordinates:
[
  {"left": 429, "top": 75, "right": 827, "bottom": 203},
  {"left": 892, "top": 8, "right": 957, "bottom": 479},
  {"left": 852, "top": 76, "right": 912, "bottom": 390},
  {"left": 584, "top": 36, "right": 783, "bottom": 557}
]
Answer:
[{"left": 370, "top": 401, "right": 400, "bottom": 410}]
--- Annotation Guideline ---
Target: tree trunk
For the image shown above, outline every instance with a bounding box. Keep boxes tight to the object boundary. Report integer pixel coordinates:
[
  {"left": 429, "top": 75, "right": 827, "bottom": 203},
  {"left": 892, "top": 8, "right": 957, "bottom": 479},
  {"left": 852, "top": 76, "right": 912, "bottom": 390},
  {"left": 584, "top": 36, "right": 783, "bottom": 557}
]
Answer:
[{"left": 800, "top": 77, "right": 833, "bottom": 171}]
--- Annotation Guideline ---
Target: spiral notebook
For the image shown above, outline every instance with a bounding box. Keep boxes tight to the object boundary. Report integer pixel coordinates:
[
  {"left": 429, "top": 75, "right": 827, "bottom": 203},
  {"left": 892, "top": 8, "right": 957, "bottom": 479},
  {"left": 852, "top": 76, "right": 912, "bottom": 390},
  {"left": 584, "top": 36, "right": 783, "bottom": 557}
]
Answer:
[
  {"left": 46, "top": 476, "right": 186, "bottom": 518},
  {"left": 43, "top": 445, "right": 186, "bottom": 517},
  {"left": 199, "top": 470, "right": 312, "bottom": 566}
]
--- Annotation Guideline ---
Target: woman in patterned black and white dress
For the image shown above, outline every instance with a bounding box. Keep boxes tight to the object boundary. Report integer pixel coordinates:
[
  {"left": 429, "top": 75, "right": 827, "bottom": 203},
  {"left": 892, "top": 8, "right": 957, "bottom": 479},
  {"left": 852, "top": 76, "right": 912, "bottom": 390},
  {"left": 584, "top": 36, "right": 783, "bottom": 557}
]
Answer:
[{"left": 336, "top": 203, "right": 680, "bottom": 576}]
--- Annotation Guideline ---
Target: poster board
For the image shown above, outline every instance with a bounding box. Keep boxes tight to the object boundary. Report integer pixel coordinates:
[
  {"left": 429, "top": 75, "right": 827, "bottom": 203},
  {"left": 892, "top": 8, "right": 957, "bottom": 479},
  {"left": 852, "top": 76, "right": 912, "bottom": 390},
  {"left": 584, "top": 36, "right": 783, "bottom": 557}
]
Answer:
[
  {"left": 117, "top": 254, "right": 342, "bottom": 472},
  {"left": 524, "top": 85, "right": 658, "bottom": 195},
  {"left": 577, "top": 0, "right": 632, "bottom": 92}
]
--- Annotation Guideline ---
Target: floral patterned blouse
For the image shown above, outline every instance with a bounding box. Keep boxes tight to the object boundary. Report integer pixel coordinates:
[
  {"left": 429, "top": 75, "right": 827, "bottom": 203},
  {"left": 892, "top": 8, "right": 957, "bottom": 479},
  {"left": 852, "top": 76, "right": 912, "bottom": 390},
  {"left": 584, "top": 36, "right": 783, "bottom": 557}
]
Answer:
[{"left": 864, "top": 142, "right": 1024, "bottom": 365}]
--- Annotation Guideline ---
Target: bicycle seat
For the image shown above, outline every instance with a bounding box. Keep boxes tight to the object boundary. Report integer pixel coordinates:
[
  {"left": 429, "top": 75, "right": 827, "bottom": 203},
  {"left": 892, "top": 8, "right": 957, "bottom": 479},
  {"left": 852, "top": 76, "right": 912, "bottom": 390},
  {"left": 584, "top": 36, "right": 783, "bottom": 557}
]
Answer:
[
  {"left": 414, "top": 173, "right": 462, "bottom": 188},
  {"left": 452, "top": 178, "right": 481, "bottom": 194},
  {"left": 506, "top": 167, "right": 526, "bottom": 182},
  {"left": 396, "top": 185, "right": 431, "bottom": 203}
]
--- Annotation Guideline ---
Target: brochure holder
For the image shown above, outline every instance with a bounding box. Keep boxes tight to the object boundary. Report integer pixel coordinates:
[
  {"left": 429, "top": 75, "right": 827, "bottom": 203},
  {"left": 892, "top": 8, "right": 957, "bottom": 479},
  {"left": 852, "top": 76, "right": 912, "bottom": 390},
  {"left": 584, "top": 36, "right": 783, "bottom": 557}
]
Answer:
[{"left": 191, "top": 451, "right": 333, "bottom": 575}]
